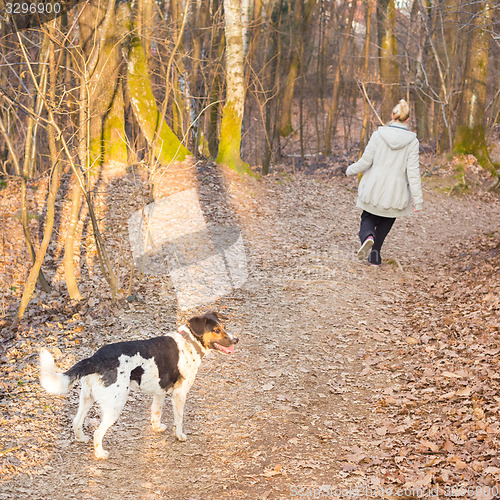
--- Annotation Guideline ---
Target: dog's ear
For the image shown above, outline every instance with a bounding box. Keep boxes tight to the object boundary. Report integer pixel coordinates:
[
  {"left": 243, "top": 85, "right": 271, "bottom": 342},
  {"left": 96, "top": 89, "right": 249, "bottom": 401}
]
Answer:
[
  {"left": 208, "top": 311, "right": 228, "bottom": 321},
  {"left": 188, "top": 316, "right": 207, "bottom": 338}
]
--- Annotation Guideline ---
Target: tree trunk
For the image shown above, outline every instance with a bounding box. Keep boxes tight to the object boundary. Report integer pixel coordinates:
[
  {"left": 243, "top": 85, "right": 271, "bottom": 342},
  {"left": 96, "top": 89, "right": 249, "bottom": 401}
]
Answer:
[
  {"left": 216, "top": 0, "right": 250, "bottom": 173},
  {"left": 262, "top": 0, "right": 283, "bottom": 174},
  {"left": 64, "top": 58, "right": 88, "bottom": 301},
  {"left": 23, "top": 34, "right": 50, "bottom": 178},
  {"left": 453, "top": 0, "right": 497, "bottom": 171},
  {"left": 137, "top": 0, "right": 155, "bottom": 59},
  {"left": 207, "top": 0, "right": 224, "bottom": 158},
  {"left": 278, "top": 0, "right": 316, "bottom": 138},
  {"left": 377, "top": 0, "right": 400, "bottom": 122},
  {"left": 15, "top": 34, "right": 63, "bottom": 325},
  {"left": 79, "top": 0, "right": 128, "bottom": 171},
  {"left": 64, "top": 182, "right": 83, "bottom": 300},
  {"left": 0, "top": 113, "right": 51, "bottom": 293},
  {"left": 359, "top": 0, "right": 375, "bottom": 151},
  {"left": 22, "top": 33, "right": 51, "bottom": 292},
  {"left": 436, "top": 0, "right": 459, "bottom": 151},
  {"left": 324, "top": 0, "right": 357, "bottom": 155},
  {"left": 16, "top": 158, "right": 62, "bottom": 324},
  {"left": 118, "top": 2, "right": 191, "bottom": 165}
]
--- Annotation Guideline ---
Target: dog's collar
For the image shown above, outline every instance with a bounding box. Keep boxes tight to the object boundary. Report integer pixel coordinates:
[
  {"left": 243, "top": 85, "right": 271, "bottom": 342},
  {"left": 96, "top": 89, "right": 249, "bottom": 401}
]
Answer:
[{"left": 177, "top": 325, "right": 205, "bottom": 358}]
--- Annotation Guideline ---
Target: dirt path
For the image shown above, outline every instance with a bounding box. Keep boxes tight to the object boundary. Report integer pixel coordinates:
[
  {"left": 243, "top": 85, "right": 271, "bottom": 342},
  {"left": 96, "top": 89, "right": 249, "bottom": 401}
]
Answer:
[{"left": 1, "top": 166, "right": 499, "bottom": 499}]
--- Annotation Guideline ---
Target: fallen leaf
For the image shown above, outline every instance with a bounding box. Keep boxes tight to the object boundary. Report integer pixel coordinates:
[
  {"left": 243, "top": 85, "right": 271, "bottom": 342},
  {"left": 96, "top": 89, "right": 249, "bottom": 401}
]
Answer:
[{"left": 263, "top": 464, "right": 284, "bottom": 478}]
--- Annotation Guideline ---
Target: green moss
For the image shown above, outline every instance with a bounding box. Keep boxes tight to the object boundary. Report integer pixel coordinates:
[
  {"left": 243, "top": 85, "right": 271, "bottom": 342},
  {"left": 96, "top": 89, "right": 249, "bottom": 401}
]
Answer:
[
  {"left": 89, "top": 137, "right": 102, "bottom": 171},
  {"left": 13, "top": 210, "right": 38, "bottom": 221},
  {"left": 216, "top": 101, "right": 251, "bottom": 175},
  {"left": 279, "top": 123, "right": 293, "bottom": 138},
  {"left": 103, "top": 118, "right": 127, "bottom": 165},
  {"left": 103, "top": 85, "right": 128, "bottom": 166},
  {"left": 127, "top": 35, "right": 190, "bottom": 165},
  {"left": 453, "top": 124, "right": 500, "bottom": 175}
]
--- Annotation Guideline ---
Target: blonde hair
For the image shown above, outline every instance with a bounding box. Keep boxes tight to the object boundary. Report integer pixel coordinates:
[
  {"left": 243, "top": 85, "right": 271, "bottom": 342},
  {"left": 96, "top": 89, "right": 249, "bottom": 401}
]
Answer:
[{"left": 392, "top": 99, "right": 410, "bottom": 122}]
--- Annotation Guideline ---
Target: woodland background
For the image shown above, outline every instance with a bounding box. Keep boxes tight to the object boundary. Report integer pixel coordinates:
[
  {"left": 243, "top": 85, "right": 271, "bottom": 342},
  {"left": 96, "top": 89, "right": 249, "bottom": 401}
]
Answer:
[{"left": 0, "top": 0, "right": 498, "bottom": 327}]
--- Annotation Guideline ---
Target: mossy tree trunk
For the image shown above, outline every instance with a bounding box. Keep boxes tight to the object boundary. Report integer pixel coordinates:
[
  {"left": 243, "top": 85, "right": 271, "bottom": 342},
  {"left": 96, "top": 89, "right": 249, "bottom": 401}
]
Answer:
[
  {"left": 118, "top": 2, "right": 191, "bottom": 166},
  {"left": 216, "top": 0, "right": 250, "bottom": 174},
  {"left": 137, "top": 0, "right": 155, "bottom": 59},
  {"left": 453, "top": 0, "right": 497, "bottom": 172},
  {"left": 167, "top": 0, "right": 185, "bottom": 140},
  {"left": 79, "top": 0, "right": 128, "bottom": 171},
  {"left": 377, "top": 0, "right": 400, "bottom": 122}
]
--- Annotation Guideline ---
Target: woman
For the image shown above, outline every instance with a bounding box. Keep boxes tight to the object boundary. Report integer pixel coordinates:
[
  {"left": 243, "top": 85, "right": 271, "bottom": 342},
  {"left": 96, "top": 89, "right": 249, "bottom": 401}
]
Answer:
[{"left": 346, "top": 99, "right": 423, "bottom": 265}]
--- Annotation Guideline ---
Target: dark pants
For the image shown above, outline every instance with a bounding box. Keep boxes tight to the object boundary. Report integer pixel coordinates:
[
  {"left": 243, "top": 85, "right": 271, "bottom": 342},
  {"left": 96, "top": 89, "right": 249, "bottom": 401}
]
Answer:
[{"left": 359, "top": 211, "right": 395, "bottom": 262}]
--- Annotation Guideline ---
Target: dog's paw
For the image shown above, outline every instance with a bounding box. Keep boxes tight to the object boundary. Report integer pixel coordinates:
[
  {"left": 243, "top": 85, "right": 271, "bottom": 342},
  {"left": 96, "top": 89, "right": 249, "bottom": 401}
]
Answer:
[
  {"left": 175, "top": 431, "right": 187, "bottom": 442},
  {"left": 152, "top": 423, "right": 167, "bottom": 433},
  {"left": 75, "top": 433, "right": 90, "bottom": 443},
  {"left": 94, "top": 448, "right": 109, "bottom": 460}
]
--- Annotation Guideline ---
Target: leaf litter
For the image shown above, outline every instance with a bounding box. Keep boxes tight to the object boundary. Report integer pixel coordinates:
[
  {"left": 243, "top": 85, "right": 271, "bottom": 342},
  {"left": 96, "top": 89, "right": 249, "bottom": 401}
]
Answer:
[{"left": 0, "top": 160, "right": 499, "bottom": 499}]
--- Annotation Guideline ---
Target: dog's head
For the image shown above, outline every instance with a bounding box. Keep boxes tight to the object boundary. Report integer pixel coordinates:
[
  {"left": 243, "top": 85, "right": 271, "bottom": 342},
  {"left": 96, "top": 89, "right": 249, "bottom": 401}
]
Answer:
[{"left": 187, "top": 312, "right": 238, "bottom": 354}]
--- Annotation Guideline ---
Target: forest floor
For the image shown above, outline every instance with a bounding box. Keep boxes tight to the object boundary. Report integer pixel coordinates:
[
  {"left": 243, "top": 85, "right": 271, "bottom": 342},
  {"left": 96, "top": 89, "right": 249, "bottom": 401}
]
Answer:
[{"left": 0, "top": 152, "right": 499, "bottom": 500}]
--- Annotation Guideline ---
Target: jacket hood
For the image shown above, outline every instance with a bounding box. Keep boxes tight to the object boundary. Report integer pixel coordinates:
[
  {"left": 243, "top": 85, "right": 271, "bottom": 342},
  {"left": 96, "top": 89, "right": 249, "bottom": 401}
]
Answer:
[{"left": 378, "top": 125, "right": 417, "bottom": 150}]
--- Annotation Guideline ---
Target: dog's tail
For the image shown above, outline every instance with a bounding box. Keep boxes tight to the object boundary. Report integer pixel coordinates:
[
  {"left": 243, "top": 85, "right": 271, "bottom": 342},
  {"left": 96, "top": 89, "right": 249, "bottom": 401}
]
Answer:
[{"left": 39, "top": 348, "right": 72, "bottom": 395}]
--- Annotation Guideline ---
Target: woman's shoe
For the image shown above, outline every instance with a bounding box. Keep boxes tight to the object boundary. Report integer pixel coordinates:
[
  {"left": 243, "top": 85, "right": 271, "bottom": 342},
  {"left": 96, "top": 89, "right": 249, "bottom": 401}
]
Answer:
[
  {"left": 357, "top": 236, "right": 374, "bottom": 260},
  {"left": 368, "top": 249, "right": 381, "bottom": 265}
]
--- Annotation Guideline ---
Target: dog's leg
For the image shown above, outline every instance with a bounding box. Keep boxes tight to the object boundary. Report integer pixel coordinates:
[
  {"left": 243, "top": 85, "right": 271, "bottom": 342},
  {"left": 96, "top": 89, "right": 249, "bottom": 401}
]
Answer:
[
  {"left": 93, "top": 407, "right": 120, "bottom": 460},
  {"left": 171, "top": 386, "right": 188, "bottom": 441},
  {"left": 73, "top": 379, "right": 94, "bottom": 443},
  {"left": 93, "top": 383, "right": 129, "bottom": 460},
  {"left": 151, "top": 393, "right": 167, "bottom": 432}
]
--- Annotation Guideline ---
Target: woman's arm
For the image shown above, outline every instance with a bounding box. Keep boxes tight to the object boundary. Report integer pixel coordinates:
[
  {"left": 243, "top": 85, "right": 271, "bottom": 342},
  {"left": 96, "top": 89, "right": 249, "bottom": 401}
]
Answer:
[
  {"left": 346, "top": 132, "right": 379, "bottom": 176},
  {"left": 406, "top": 139, "right": 423, "bottom": 210}
]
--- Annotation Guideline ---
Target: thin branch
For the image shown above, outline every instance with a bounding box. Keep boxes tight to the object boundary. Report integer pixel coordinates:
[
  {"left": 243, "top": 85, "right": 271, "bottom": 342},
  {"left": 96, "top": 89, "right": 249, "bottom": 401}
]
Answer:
[{"left": 356, "top": 78, "right": 384, "bottom": 126}]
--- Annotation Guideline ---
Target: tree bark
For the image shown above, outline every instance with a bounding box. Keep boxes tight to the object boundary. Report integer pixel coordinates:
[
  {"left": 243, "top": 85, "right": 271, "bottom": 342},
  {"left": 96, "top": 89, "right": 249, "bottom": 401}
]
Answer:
[
  {"left": 216, "top": 0, "right": 250, "bottom": 173},
  {"left": 15, "top": 25, "right": 62, "bottom": 321},
  {"left": 359, "top": 0, "right": 375, "bottom": 151},
  {"left": 16, "top": 158, "right": 61, "bottom": 324},
  {"left": 262, "top": 0, "right": 283, "bottom": 175},
  {"left": 207, "top": 0, "right": 225, "bottom": 158},
  {"left": 79, "top": 0, "right": 128, "bottom": 171},
  {"left": 377, "top": 0, "right": 400, "bottom": 122},
  {"left": 64, "top": 182, "right": 83, "bottom": 300},
  {"left": 453, "top": 0, "right": 497, "bottom": 171},
  {"left": 324, "top": 0, "right": 357, "bottom": 155},
  {"left": 0, "top": 114, "right": 51, "bottom": 293},
  {"left": 118, "top": 2, "right": 191, "bottom": 165},
  {"left": 278, "top": 0, "right": 316, "bottom": 138}
]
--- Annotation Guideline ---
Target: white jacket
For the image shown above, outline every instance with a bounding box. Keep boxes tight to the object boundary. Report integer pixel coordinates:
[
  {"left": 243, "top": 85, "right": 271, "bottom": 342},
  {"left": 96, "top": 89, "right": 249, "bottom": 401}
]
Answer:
[{"left": 346, "top": 124, "right": 423, "bottom": 217}]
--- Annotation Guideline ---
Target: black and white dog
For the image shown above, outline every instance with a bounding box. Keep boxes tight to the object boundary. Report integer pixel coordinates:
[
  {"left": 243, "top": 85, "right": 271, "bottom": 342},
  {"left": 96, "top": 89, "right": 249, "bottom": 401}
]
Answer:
[{"left": 39, "top": 312, "right": 238, "bottom": 459}]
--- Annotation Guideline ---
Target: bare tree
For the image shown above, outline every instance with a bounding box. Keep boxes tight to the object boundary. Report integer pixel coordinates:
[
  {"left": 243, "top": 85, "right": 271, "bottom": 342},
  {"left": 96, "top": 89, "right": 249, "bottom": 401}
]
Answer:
[
  {"left": 453, "top": 0, "right": 498, "bottom": 172},
  {"left": 216, "top": 0, "right": 250, "bottom": 173},
  {"left": 377, "top": 0, "right": 399, "bottom": 122}
]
